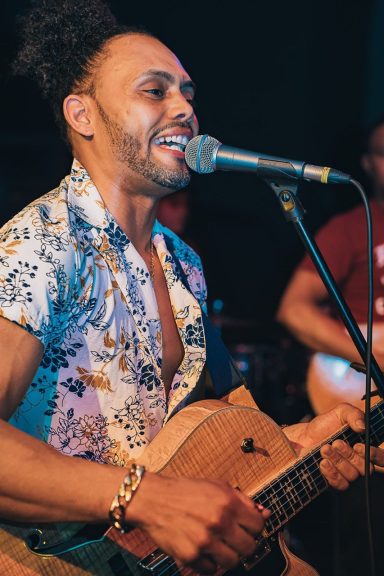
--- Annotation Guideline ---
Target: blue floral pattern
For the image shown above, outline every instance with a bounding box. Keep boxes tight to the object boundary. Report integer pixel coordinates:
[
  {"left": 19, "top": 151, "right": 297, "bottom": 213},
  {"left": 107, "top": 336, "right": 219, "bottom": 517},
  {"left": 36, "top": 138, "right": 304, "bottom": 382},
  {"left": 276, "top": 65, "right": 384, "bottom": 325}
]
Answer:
[{"left": 0, "top": 159, "right": 207, "bottom": 465}]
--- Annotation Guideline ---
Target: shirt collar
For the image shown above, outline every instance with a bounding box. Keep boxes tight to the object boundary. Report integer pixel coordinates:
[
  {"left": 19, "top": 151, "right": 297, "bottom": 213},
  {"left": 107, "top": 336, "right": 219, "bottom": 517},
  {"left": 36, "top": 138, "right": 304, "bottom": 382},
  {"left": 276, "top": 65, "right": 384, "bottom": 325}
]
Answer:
[
  {"left": 67, "top": 158, "right": 109, "bottom": 230},
  {"left": 67, "top": 158, "right": 171, "bottom": 246}
]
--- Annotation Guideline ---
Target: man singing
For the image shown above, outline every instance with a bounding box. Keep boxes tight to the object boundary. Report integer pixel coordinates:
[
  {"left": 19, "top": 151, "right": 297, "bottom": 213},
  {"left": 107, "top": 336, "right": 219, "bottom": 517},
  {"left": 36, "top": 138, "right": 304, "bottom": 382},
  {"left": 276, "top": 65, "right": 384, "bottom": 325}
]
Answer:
[{"left": 0, "top": 1, "right": 382, "bottom": 573}]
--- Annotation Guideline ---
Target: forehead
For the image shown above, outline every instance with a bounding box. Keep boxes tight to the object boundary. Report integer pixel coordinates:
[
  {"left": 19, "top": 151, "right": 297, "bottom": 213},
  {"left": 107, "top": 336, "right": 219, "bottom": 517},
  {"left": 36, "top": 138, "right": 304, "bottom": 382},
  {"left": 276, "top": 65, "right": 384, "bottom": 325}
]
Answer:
[{"left": 96, "top": 34, "right": 191, "bottom": 89}]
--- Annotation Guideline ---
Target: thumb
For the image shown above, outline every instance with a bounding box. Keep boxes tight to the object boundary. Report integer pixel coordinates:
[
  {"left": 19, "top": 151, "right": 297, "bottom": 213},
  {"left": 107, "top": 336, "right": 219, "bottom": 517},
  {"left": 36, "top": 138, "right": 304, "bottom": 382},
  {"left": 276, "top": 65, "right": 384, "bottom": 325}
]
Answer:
[{"left": 336, "top": 403, "right": 365, "bottom": 432}]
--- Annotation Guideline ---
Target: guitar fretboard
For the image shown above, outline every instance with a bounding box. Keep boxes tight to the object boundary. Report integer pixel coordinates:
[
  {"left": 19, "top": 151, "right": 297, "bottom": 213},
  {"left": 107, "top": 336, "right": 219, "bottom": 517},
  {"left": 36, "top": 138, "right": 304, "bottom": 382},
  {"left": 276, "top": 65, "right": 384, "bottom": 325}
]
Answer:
[{"left": 254, "top": 400, "right": 384, "bottom": 536}]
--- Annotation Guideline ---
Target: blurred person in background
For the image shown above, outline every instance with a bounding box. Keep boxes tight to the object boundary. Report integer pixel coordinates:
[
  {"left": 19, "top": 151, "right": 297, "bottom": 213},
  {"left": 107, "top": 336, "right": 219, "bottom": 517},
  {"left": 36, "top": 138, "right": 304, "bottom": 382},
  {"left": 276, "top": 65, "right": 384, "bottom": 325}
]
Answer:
[
  {"left": 278, "top": 117, "right": 384, "bottom": 575},
  {"left": 157, "top": 188, "right": 200, "bottom": 254},
  {"left": 0, "top": 2, "right": 382, "bottom": 575}
]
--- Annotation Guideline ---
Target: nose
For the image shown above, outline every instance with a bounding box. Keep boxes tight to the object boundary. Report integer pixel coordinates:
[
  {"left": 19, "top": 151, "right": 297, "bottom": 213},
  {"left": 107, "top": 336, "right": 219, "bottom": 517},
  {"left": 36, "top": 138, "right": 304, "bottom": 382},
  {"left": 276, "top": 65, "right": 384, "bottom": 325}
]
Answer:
[{"left": 168, "top": 92, "right": 196, "bottom": 125}]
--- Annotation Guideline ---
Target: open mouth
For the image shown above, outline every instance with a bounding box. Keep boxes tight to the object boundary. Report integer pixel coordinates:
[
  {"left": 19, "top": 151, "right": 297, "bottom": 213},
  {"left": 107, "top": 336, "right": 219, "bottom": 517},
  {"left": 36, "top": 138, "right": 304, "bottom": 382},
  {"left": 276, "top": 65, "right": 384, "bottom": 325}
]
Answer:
[{"left": 154, "top": 135, "right": 190, "bottom": 154}]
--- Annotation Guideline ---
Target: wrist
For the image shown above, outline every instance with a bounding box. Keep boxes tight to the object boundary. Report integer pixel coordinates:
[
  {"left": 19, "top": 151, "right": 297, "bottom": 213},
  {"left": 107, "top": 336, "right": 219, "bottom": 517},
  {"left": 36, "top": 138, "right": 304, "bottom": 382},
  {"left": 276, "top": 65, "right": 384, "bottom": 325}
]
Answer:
[
  {"left": 109, "top": 463, "right": 145, "bottom": 533},
  {"left": 123, "top": 471, "right": 160, "bottom": 527}
]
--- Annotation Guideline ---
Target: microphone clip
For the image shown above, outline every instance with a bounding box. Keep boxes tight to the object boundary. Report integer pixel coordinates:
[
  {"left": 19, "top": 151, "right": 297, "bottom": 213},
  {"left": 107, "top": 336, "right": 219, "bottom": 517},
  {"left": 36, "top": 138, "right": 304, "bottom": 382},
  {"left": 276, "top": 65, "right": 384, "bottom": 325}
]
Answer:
[{"left": 263, "top": 178, "right": 305, "bottom": 224}]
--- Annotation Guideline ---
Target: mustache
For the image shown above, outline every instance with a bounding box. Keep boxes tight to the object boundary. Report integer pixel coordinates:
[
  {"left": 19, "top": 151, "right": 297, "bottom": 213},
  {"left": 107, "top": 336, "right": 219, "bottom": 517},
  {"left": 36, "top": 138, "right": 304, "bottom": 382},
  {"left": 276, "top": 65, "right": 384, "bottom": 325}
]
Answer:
[{"left": 151, "top": 122, "right": 193, "bottom": 139}]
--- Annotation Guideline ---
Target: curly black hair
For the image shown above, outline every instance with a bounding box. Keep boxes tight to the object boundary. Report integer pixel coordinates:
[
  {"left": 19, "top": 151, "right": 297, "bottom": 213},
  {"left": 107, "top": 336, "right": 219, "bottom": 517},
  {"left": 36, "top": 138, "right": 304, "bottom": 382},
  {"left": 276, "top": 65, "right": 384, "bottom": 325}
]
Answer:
[{"left": 13, "top": 0, "right": 151, "bottom": 141}]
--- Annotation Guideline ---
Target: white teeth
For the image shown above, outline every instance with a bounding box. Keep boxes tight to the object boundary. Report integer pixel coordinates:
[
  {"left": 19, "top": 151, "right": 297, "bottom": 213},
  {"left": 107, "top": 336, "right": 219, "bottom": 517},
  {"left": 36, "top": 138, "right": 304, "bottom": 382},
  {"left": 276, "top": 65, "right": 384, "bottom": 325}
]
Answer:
[{"left": 154, "top": 134, "right": 191, "bottom": 146}]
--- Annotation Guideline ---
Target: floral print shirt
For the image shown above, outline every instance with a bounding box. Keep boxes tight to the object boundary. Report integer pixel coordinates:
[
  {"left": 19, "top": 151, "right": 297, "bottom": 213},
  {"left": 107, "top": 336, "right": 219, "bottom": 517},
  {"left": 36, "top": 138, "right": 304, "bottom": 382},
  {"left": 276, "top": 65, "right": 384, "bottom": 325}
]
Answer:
[{"left": 0, "top": 159, "right": 207, "bottom": 465}]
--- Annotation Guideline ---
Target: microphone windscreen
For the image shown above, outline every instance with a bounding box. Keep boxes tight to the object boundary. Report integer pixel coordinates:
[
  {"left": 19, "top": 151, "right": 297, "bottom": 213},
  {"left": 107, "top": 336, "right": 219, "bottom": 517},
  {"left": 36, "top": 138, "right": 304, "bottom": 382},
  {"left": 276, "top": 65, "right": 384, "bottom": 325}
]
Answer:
[{"left": 185, "top": 134, "right": 221, "bottom": 174}]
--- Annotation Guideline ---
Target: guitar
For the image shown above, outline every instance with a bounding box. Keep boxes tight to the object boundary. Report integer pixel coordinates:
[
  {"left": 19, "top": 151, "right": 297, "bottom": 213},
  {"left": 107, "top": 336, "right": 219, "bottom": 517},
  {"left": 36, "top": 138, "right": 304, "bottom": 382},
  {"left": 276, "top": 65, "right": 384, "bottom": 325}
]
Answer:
[
  {"left": 1, "top": 397, "right": 383, "bottom": 576},
  {"left": 306, "top": 324, "right": 384, "bottom": 415}
]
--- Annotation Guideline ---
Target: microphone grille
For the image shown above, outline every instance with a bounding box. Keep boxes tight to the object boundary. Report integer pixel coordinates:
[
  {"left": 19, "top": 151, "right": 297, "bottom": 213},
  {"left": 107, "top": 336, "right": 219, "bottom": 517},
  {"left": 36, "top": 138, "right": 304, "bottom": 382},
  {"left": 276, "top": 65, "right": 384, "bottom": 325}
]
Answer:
[{"left": 185, "top": 134, "right": 221, "bottom": 174}]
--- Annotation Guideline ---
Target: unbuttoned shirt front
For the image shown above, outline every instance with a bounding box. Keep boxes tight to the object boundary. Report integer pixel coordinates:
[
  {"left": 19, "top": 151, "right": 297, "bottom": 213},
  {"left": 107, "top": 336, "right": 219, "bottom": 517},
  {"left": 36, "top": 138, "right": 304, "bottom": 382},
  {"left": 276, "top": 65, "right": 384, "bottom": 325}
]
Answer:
[{"left": 0, "top": 159, "right": 207, "bottom": 465}]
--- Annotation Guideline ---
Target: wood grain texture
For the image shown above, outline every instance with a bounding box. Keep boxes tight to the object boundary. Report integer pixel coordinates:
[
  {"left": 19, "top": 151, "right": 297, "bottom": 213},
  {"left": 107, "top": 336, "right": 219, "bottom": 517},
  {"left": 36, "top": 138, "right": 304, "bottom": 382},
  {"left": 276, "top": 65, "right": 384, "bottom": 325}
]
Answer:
[
  {"left": 306, "top": 324, "right": 384, "bottom": 415},
  {"left": 0, "top": 400, "right": 318, "bottom": 575},
  {"left": 278, "top": 533, "right": 319, "bottom": 576},
  {"left": 227, "top": 385, "right": 259, "bottom": 409}
]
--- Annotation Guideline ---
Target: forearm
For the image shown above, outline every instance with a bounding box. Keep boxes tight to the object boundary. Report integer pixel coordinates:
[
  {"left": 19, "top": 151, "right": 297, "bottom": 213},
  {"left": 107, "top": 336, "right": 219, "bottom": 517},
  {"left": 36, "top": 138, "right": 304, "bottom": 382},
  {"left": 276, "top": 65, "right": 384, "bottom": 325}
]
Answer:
[
  {"left": 278, "top": 301, "right": 362, "bottom": 362},
  {"left": 0, "top": 418, "right": 127, "bottom": 524}
]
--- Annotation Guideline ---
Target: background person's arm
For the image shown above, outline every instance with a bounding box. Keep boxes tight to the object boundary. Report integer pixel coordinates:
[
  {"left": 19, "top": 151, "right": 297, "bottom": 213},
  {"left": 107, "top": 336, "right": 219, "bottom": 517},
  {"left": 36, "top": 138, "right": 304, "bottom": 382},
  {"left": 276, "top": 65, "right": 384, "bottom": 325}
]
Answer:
[{"left": 277, "top": 268, "right": 384, "bottom": 365}]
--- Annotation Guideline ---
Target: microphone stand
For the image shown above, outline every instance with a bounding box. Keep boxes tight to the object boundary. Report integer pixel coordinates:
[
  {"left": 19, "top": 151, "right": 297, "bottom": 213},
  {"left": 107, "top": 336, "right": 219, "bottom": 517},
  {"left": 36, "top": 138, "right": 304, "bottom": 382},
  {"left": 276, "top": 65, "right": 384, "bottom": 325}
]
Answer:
[{"left": 263, "top": 177, "right": 384, "bottom": 398}]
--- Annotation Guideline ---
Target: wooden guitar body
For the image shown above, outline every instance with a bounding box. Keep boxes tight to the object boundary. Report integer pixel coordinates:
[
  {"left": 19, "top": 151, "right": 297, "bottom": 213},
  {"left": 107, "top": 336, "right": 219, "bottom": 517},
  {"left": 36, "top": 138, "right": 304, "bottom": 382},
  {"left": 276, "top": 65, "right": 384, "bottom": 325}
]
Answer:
[
  {"left": 0, "top": 399, "right": 328, "bottom": 575},
  {"left": 307, "top": 324, "right": 384, "bottom": 415},
  {"left": 307, "top": 352, "right": 377, "bottom": 415}
]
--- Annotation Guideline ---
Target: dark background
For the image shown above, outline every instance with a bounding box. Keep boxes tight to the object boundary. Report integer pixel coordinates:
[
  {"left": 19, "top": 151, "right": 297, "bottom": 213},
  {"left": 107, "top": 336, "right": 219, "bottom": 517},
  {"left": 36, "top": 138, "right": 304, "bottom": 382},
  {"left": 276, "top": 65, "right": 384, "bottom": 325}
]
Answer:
[
  {"left": 1, "top": 3, "right": 384, "bottom": 573},
  {"left": 1, "top": 0, "right": 383, "bottom": 327}
]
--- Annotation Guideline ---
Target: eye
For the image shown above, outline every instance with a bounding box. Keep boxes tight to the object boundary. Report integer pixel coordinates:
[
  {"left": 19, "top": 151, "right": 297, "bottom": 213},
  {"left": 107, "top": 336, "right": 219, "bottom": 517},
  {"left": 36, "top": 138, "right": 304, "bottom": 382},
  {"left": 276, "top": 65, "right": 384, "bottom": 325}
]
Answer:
[{"left": 144, "top": 88, "right": 164, "bottom": 98}]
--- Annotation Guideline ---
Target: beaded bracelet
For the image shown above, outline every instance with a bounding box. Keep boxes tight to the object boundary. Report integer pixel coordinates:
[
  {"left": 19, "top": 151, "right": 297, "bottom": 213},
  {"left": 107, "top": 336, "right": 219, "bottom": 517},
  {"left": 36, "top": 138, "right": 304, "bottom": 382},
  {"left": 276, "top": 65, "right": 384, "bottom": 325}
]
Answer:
[{"left": 109, "top": 463, "right": 145, "bottom": 533}]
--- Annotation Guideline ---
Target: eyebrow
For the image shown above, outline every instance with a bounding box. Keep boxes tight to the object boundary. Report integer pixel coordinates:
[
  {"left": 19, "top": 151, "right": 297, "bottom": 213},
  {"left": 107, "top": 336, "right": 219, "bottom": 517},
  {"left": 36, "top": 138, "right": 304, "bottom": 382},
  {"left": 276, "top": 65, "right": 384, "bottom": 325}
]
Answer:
[{"left": 137, "top": 69, "right": 196, "bottom": 93}]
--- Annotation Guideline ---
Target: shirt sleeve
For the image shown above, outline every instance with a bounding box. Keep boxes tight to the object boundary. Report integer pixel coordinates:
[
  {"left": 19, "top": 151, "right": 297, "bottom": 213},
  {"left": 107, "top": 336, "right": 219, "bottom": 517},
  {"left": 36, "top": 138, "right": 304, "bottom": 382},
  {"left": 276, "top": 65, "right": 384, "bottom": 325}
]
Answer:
[
  {"left": 299, "top": 212, "right": 354, "bottom": 284},
  {"left": 0, "top": 205, "right": 78, "bottom": 349}
]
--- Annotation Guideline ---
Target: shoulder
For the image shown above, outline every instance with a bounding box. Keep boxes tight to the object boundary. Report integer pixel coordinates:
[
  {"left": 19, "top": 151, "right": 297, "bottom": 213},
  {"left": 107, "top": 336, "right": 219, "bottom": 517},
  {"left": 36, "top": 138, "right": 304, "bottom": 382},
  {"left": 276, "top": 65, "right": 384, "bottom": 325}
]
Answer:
[
  {"left": 0, "top": 176, "right": 78, "bottom": 272},
  {"left": 0, "top": 178, "right": 82, "bottom": 320}
]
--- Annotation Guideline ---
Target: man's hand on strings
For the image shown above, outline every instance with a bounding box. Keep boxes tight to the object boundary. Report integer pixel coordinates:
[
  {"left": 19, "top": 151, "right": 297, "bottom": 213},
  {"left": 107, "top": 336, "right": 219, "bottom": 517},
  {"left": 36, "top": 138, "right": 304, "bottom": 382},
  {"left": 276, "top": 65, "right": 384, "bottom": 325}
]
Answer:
[
  {"left": 125, "top": 472, "right": 270, "bottom": 574},
  {"left": 283, "top": 403, "right": 384, "bottom": 490}
]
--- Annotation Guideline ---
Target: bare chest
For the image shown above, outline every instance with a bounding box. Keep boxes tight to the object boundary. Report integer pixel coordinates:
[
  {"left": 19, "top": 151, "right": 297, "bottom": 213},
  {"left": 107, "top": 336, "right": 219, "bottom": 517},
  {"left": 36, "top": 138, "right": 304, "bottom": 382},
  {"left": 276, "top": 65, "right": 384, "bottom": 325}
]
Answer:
[{"left": 151, "top": 258, "right": 184, "bottom": 397}]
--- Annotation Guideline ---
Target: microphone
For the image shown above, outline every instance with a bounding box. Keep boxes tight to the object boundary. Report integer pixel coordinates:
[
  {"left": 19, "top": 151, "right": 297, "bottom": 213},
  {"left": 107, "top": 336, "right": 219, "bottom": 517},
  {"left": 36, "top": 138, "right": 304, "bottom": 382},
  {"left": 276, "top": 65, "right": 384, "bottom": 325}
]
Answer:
[{"left": 185, "top": 134, "right": 351, "bottom": 184}]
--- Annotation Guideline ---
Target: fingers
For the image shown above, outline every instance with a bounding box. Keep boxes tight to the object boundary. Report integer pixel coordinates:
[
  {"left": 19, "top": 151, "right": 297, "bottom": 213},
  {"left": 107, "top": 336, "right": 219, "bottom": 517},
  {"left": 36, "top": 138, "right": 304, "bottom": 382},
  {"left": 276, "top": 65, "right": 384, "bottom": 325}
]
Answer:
[
  {"left": 355, "top": 443, "right": 384, "bottom": 467},
  {"left": 177, "top": 514, "right": 259, "bottom": 574},
  {"left": 189, "top": 557, "right": 217, "bottom": 575},
  {"left": 198, "top": 541, "right": 240, "bottom": 573},
  {"left": 320, "top": 440, "right": 374, "bottom": 490},
  {"left": 335, "top": 403, "right": 365, "bottom": 433},
  {"left": 189, "top": 490, "right": 266, "bottom": 573},
  {"left": 223, "top": 522, "right": 259, "bottom": 559},
  {"left": 141, "top": 476, "right": 268, "bottom": 574},
  {"left": 234, "top": 495, "right": 269, "bottom": 536},
  {"left": 320, "top": 458, "right": 349, "bottom": 490}
]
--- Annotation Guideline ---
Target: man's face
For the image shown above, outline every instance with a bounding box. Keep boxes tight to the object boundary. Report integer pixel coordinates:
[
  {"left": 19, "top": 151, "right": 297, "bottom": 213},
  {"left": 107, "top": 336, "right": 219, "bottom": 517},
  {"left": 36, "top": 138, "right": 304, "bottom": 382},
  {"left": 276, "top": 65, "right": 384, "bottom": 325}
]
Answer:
[
  {"left": 363, "top": 124, "right": 384, "bottom": 194},
  {"left": 90, "top": 34, "right": 199, "bottom": 193}
]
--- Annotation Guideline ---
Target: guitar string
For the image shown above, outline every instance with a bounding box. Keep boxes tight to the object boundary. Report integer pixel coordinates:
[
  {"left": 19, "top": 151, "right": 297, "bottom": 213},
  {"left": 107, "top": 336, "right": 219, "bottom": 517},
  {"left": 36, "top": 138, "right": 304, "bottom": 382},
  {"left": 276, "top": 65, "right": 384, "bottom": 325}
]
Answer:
[
  {"left": 255, "top": 427, "right": 383, "bottom": 507},
  {"left": 253, "top": 416, "right": 384, "bottom": 531},
  {"left": 253, "top": 412, "right": 384, "bottom": 504},
  {"left": 138, "top": 452, "right": 384, "bottom": 575},
  {"left": 137, "top": 411, "right": 384, "bottom": 576}
]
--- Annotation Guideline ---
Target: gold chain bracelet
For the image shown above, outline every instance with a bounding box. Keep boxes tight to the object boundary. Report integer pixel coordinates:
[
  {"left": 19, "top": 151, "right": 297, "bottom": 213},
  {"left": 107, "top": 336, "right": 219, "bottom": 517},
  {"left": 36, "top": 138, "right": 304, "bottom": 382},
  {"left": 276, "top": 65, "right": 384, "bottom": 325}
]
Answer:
[{"left": 109, "top": 463, "right": 145, "bottom": 533}]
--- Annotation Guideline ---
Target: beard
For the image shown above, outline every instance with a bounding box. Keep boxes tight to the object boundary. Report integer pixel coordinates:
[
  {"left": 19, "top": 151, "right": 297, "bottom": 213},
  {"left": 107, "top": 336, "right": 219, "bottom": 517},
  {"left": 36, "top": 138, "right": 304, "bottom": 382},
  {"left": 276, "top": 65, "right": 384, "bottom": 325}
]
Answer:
[{"left": 95, "top": 100, "right": 191, "bottom": 191}]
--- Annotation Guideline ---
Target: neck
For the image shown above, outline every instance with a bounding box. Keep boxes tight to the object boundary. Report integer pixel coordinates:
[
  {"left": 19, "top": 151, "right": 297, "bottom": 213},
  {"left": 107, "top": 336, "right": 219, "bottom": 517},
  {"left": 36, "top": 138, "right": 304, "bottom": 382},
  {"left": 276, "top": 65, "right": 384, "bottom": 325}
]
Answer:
[
  {"left": 76, "top": 152, "right": 164, "bottom": 254},
  {"left": 103, "top": 187, "right": 158, "bottom": 254}
]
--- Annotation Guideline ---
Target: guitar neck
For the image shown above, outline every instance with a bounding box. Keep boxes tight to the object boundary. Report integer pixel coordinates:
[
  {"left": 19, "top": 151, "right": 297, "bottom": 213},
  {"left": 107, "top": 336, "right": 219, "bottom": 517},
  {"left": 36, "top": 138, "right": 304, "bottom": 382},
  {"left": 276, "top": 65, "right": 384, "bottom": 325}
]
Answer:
[{"left": 255, "top": 400, "right": 384, "bottom": 537}]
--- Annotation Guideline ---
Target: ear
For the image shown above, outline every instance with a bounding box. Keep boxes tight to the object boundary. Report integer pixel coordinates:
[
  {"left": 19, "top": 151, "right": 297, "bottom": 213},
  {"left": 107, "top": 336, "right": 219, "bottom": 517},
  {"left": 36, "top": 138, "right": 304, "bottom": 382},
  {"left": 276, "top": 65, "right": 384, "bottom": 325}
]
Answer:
[
  {"left": 361, "top": 153, "right": 372, "bottom": 176},
  {"left": 63, "top": 94, "right": 94, "bottom": 138}
]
